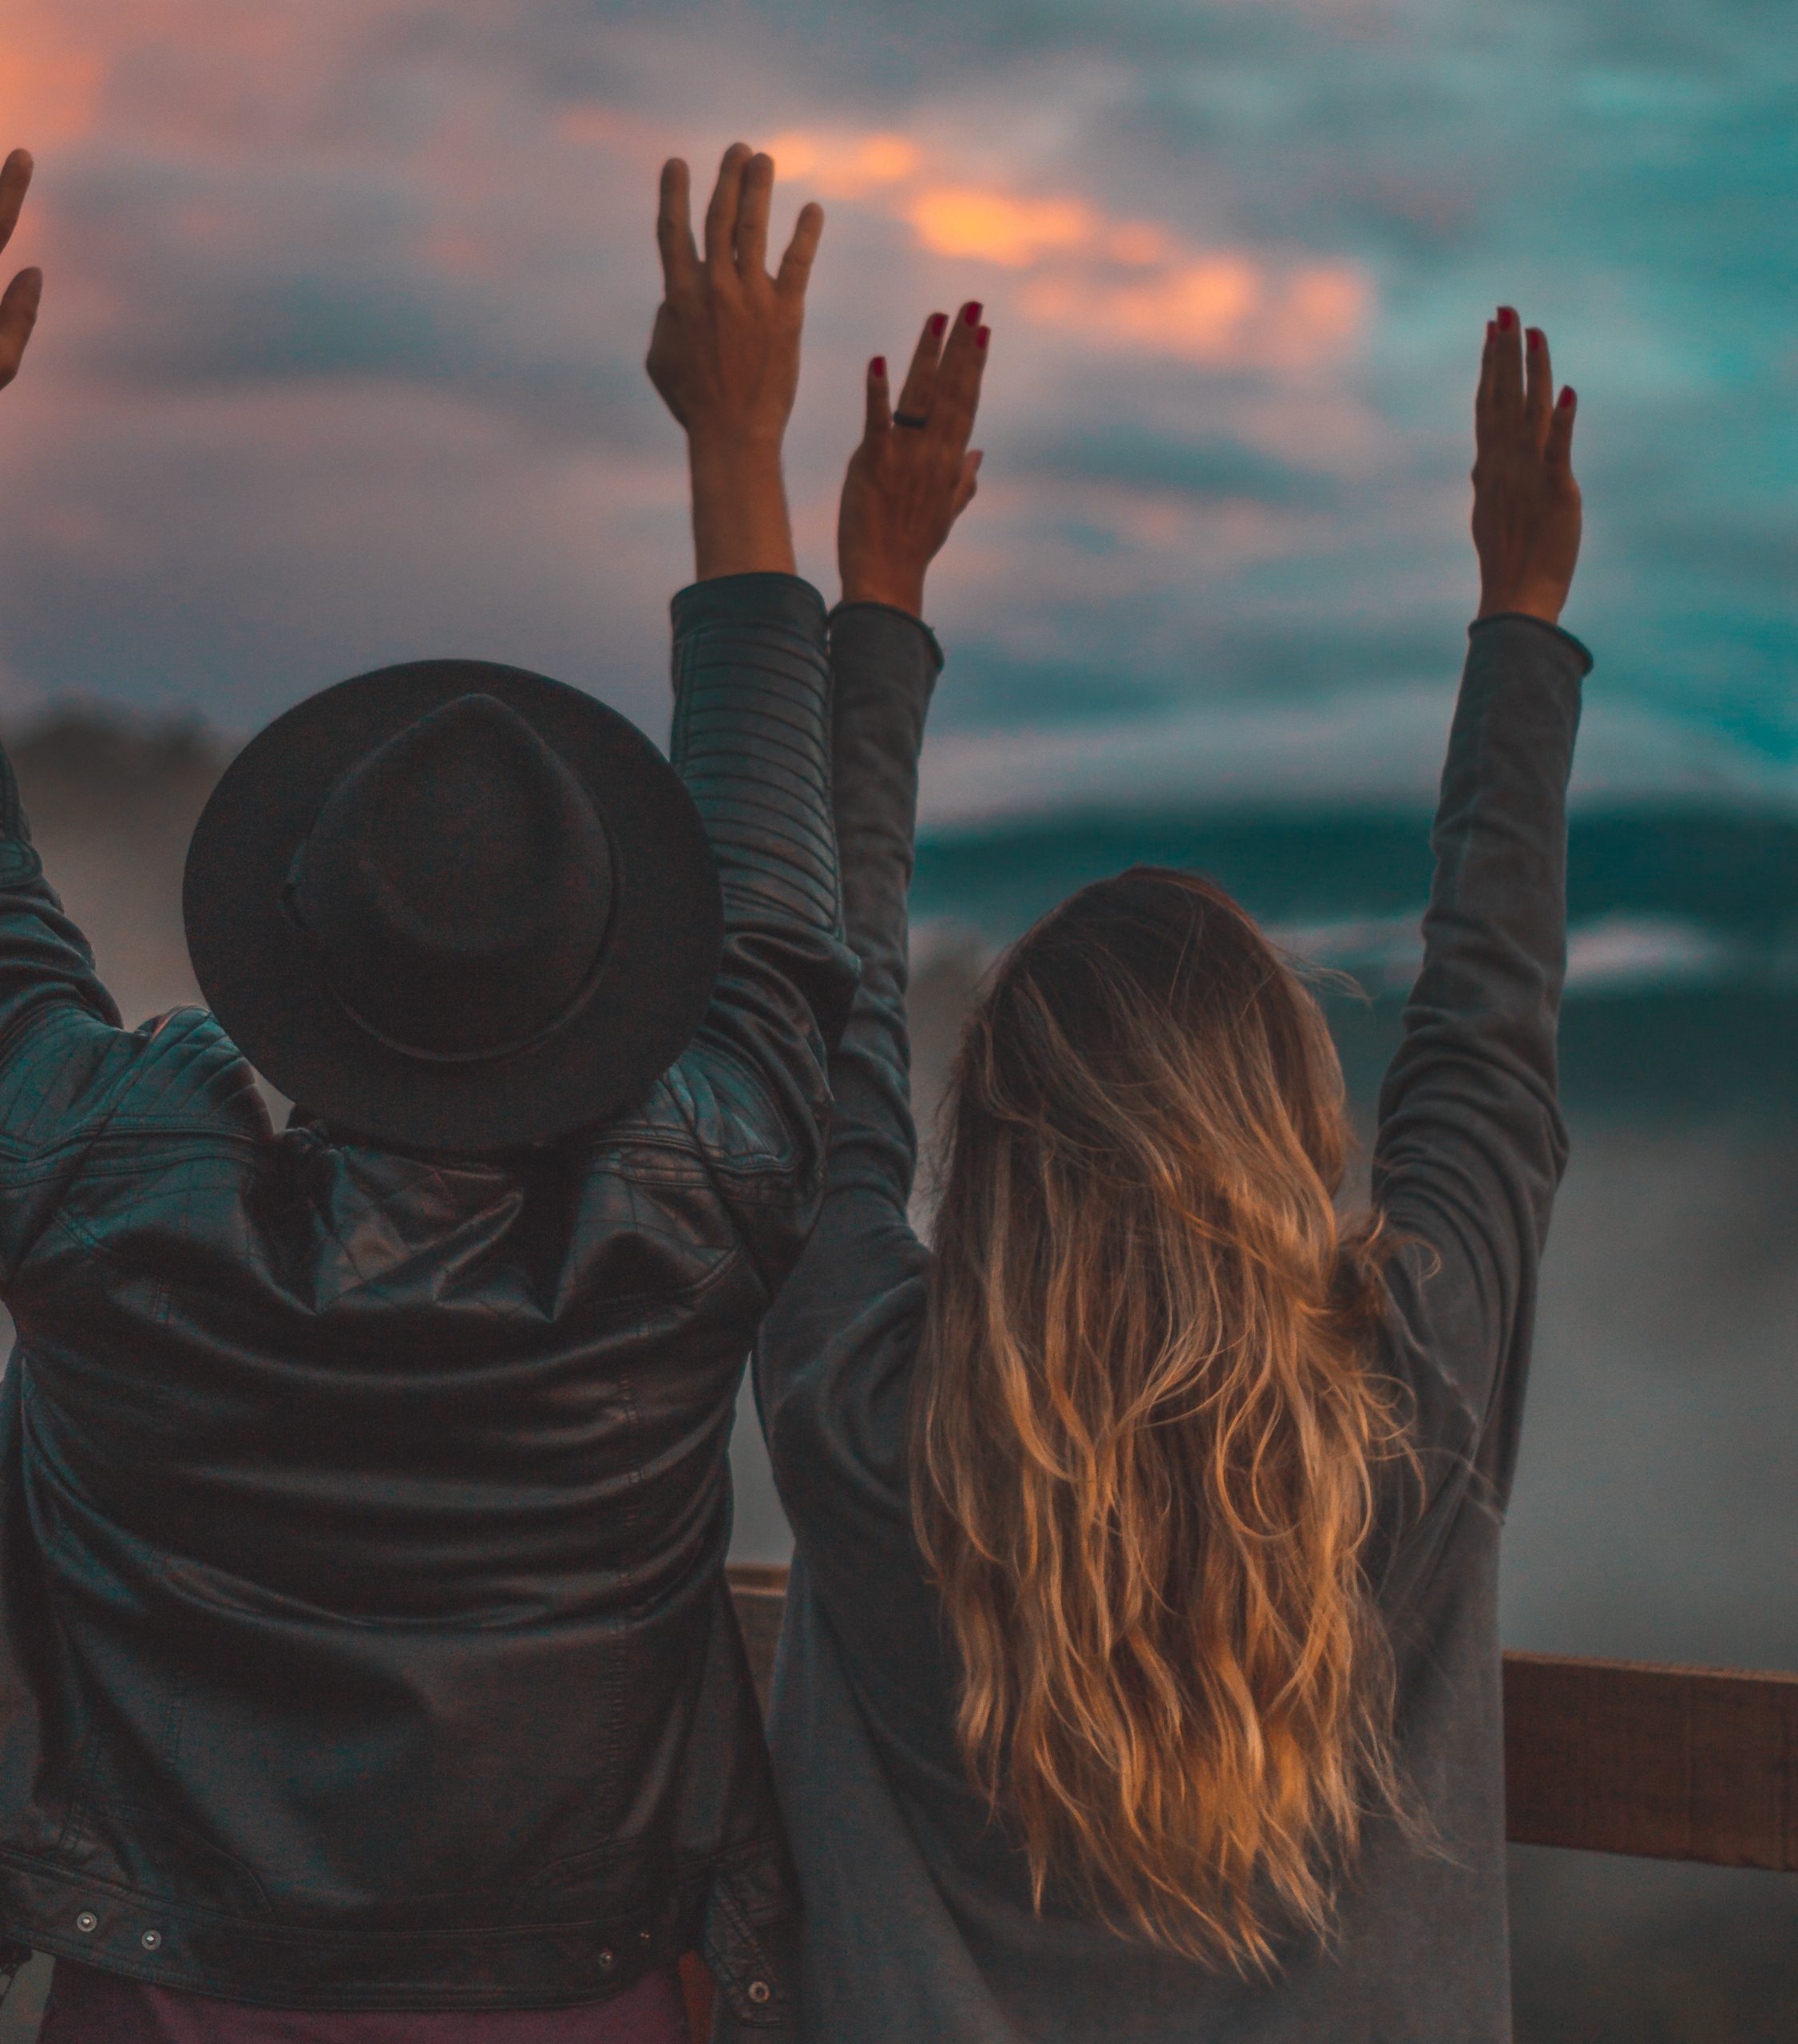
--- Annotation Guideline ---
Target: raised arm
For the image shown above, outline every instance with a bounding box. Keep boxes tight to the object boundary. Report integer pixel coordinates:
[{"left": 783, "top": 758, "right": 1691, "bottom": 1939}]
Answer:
[
  {"left": 644, "top": 146, "right": 857, "bottom": 1277},
  {"left": 754, "top": 303, "right": 990, "bottom": 1558},
  {"left": 821, "top": 303, "right": 989, "bottom": 1206},
  {"left": 1372, "top": 309, "right": 1586, "bottom": 1511},
  {"left": 0, "top": 149, "right": 133, "bottom": 1273}
]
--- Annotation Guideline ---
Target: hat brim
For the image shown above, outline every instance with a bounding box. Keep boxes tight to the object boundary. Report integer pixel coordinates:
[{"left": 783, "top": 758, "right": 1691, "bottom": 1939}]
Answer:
[{"left": 184, "top": 660, "right": 722, "bottom": 1152}]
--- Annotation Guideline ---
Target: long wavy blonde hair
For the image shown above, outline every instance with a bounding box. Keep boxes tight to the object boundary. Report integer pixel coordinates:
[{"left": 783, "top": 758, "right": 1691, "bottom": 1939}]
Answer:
[{"left": 913, "top": 866, "right": 1412, "bottom": 1971}]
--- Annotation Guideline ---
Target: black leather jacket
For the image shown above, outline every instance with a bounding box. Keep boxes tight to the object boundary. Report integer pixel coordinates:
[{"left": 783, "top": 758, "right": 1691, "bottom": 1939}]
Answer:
[{"left": 0, "top": 574, "right": 853, "bottom": 2025}]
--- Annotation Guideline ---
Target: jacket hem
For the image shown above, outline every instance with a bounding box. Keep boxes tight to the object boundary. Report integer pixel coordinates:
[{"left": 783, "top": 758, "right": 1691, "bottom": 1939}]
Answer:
[{"left": 0, "top": 1850, "right": 787, "bottom": 2015}]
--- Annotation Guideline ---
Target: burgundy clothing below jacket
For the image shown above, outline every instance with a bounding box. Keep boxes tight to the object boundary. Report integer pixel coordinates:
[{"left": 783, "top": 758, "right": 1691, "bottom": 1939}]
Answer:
[{"left": 39, "top": 1960, "right": 691, "bottom": 2042}]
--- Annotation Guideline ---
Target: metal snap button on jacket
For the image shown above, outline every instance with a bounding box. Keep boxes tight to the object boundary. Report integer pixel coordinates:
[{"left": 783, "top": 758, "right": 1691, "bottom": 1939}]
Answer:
[
  {"left": 140, "top": 1929, "right": 162, "bottom": 1951},
  {"left": 747, "top": 1979, "right": 772, "bottom": 2005},
  {"left": 74, "top": 1912, "right": 97, "bottom": 1934}
]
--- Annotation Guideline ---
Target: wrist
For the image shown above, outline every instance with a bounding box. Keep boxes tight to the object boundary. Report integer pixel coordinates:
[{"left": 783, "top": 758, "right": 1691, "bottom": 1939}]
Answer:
[
  {"left": 1477, "top": 588, "right": 1566, "bottom": 628},
  {"left": 689, "top": 442, "right": 795, "bottom": 582},
  {"left": 687, "top": 429, "right": 786, "bottom": 474},
  {"left": 840, "top": 566, "right": 926, "bottom": 618}
]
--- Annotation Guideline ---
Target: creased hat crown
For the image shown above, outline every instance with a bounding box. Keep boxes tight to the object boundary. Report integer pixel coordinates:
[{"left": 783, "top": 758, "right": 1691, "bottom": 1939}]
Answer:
[{"left": 288, "top": 693, "right": 613, "bottom": 1061}]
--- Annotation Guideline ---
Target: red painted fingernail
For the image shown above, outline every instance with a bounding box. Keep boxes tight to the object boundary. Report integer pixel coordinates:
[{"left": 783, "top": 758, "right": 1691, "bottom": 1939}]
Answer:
[
  {"left": 1497, "top": 307, "right": 1515, "bottom": 331},
  {"left": 976, "top": 324, "right": 990, "bottom": 351},
  {"left": 964, "top": 300, "right": 983, "bottom": 327},
  {"left": 1527, "top": 327, "right": 1544, "bottom": 351},
  {"left": 929, "top": 312, "right": 947, "bottom": 339},
  {"left": 1558, "top": 386, "right": 1576, "bottom": 408},
  {"left": 871, "top": 355, "right": 886, "bottom": 378}
]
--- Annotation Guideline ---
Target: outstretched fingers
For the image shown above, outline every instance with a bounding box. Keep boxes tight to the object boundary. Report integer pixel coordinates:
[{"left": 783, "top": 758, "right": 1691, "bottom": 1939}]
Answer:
[
  {"left": 1524, "top": 325, "right": 1554, "bottom": 440},
  {"left": 1469, "top": 300, "right": 1582, "bottom": 626},
  {"left": 656, "top": 158, "right": 699, "bottom": 294},
  {"left": 0, "top": 149, "right": 32, "bottom": 256},
  {"left": 930, "top": 301, "right": 988, "bottom": 453},
  {"left": 864, "top": 355, "right": 893, "bottom": 439},
  {"left": 1546, "top": 383, "right": 1578, "bottom": 471},
  {"left": 735, "top": 151, "right": 773, "bottom": 280},
  {"left": 839, "top": 301, "right": 993, "bottom": 611},
  {"left": 0, "top": 264, "right": 41, "bottom": 389},
  {"left": 774, "top": 199, "right": 824, "bottom": 301},
  {"left": 1490, "top": 306, "right": 1524, "bottom": 420},
  {"left": 703, "top": 142, "right": 753, "bottom": 273},
  {"left": 1475, "top": 319, "right": 1496, "bottom": 434},
  {"left": 893, "top": 309, "right": 947, "bottom": 419},
  {"left": 0, "top": 151, "right": 39, "bottom": 390}
]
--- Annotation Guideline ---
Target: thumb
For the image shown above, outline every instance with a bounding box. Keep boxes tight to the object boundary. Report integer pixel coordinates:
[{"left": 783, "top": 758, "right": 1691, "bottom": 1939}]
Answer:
[{"left": 952, "top": 448, "right": 984, "bottom": 517}]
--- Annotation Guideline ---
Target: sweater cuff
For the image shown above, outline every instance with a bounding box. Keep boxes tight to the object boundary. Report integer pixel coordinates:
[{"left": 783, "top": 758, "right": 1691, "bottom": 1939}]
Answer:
[
  {"left": 1467, "top": 612, "right": 1594, "bottom": 678},
  {"left": 671, "top": 572, "right": 827, "bottom": 641},
  {"left": 826, "top": 600, "right": 945, "bottom": 679},
  {"left": 826, "top": 605, "right": 943, "bottom": 753}
]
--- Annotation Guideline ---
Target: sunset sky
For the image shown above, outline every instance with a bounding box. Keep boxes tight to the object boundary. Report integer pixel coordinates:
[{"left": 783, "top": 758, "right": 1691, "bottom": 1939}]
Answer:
[{"left": 1, "top": 0, "right": 1793, "bottom": 821}]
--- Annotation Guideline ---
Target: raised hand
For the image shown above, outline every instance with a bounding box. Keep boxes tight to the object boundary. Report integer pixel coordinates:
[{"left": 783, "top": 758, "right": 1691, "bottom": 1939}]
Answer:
[
  {"left": 1472, "top": 308, "right": 1581, "bottom": 627},
  {"left": 840, "top": 303, "right": 989, "bottom": 617},
  {"left": 0, "top": 150, "right": 42, "bottom": 394},
  {"left": 648, "top": 145, "right": 822, "bottom": 446},
  {"left": 648, "top": 145, "right": 823, "bottom": 582}
]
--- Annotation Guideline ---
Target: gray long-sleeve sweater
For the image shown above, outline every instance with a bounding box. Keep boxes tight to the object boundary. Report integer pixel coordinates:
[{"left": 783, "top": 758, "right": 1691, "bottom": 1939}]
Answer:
[{"left": 736, "top": 605, "right": 1589, "bottom": 2044}]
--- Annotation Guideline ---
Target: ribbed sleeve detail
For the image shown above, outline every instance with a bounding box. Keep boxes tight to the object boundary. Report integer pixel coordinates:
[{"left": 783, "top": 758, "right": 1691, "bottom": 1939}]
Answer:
[
  {"left": 671, "top": 575, "right": 841, "bottom": 937},
  {"left": 656, "top": 573, "right": 857, "bottom": 1275}
]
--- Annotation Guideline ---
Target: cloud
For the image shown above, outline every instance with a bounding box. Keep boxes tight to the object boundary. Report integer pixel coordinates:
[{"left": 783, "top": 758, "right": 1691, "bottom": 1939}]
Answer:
[
  {"left": 1023, "top": 256, "right": 1368, "bottom": 367},
  {"left": 906, "top": 188, "right": 1100, "bottom": 267},
  {"left": 766, "top": 122, "right": 1376, "bottom": 368},
  {"left": 765, "top": 129, "right": 922, "bottom": 198},
  {"left": 0, "top": 0, "right": 1791, "bottom": 810},
  {"left": 1016, "top": 426, "right": 1337, "bottom": 506}
]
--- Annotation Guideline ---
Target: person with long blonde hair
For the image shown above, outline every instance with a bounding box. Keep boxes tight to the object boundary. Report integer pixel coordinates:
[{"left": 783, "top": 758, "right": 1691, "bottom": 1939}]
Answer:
[{"left": 728, "top": 299, "right": 1587, "bottom": 2044}]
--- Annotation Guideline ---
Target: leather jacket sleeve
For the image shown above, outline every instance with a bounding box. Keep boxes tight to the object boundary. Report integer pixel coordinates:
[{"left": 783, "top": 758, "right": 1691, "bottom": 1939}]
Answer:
[
  {"left": 0, "top": 739, "right": 134, "bottom": 1280},
  {"left": 664, "top": 572, "right": 859, "bottom": 1283}
]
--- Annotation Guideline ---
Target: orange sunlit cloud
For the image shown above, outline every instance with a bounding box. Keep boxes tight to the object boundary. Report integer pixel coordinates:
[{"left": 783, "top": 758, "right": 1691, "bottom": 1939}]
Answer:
[
  {"left": 765, "top": 130, "right": 920, "bottom": 199},
  {"left": 770, "top": 125, "right": 1373, "bottom": 368},
  {"left": 1026, "top": 257, "right": 1371, "bottom": 368},
  {"left": 0, "top": 32, "right": 104, "bottom": 146},
  {"left": 906, "top": 188, "right": 1097, "bottom": 267},
  {"left": 553, "top": 103, "right": 674, "bottom": 166}
]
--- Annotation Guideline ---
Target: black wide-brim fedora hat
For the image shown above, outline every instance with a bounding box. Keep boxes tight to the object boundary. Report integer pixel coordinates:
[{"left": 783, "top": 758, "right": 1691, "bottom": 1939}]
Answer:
[{"left": 184, "top": 659, "right": 722, "bottom": 1153}]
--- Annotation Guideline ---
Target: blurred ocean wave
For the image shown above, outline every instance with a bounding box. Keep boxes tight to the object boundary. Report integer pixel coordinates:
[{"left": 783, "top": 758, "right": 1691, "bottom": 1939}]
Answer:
[
  {"left": 913, "top": 803, "right": 1798, "bottom": 964},
  {"left": 1267, "top": 908, "right": 1748, "bottom": 998}
]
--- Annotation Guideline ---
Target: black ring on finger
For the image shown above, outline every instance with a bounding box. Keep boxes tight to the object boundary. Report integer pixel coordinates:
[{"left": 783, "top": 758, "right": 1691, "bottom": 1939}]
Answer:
[{"left": 893, "top": 411, "right": 929, "bottom": 429}]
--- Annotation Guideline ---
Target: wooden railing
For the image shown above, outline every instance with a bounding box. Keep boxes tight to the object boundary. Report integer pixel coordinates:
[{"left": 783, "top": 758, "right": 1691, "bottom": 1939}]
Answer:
[
  {"left": 727, "top": 1564, "right": 1798, "bottom": 1871},
  {"left": 1503, "top": 1650, "right": 1798, "bottom": 1868}
]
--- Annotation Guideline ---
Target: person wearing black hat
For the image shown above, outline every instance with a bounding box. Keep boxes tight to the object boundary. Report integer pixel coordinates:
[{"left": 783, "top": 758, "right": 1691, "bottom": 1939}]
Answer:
[{"left": 0, "top": 142, "right": 851, "bottom": 2041}]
